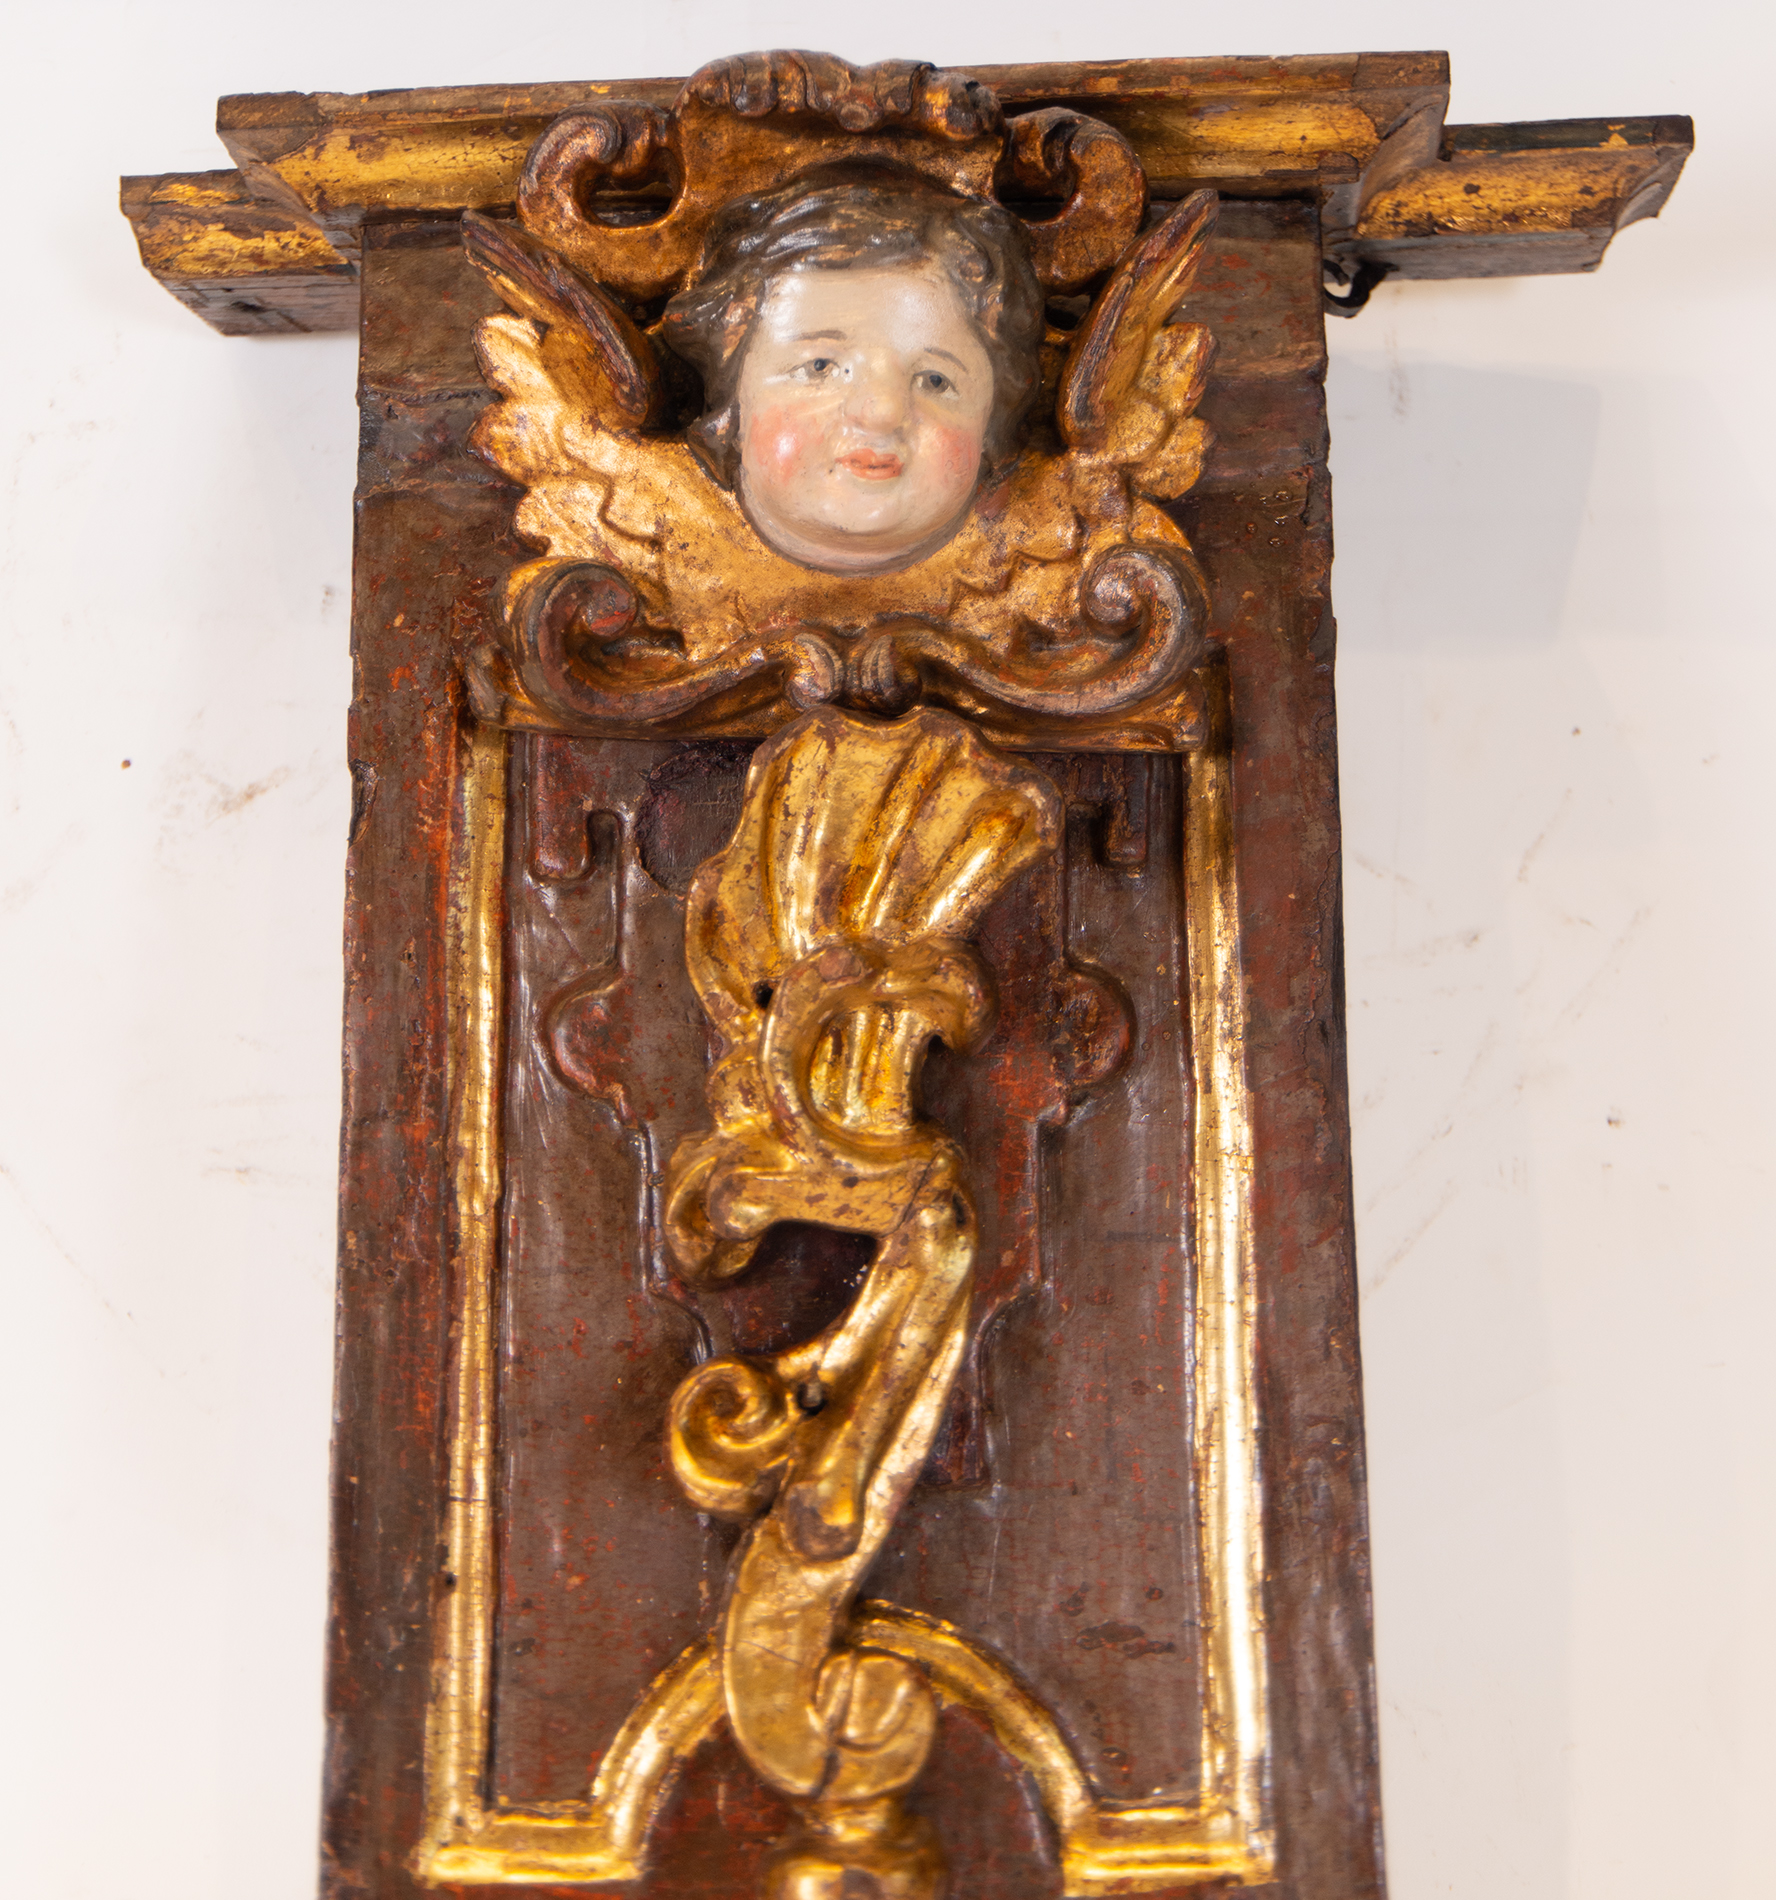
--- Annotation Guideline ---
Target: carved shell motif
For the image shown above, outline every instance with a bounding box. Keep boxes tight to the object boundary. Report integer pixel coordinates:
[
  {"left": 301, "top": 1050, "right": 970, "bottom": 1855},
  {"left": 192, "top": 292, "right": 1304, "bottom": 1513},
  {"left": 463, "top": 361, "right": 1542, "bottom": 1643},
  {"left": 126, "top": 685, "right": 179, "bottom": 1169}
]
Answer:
[{"left": 665, "top": 706, "right": 1061, "bottom": 1273}]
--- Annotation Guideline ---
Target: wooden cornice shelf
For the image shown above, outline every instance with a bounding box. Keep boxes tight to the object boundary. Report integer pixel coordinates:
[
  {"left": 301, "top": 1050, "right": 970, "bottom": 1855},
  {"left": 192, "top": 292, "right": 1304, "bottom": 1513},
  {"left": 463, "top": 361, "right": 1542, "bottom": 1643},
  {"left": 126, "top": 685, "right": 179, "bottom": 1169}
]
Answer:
[
  {"left": 121, "top": 54, "right": 1690, "bottom": 334},
  {"left": 1336, "top": 114, "right": 1694, "bottom": 279},
  {"left": 210, "top": 52, "right": 1449, "bottom": 254},
  {"left": 120, "top": 171, "right": 356, "bottom": 336}
]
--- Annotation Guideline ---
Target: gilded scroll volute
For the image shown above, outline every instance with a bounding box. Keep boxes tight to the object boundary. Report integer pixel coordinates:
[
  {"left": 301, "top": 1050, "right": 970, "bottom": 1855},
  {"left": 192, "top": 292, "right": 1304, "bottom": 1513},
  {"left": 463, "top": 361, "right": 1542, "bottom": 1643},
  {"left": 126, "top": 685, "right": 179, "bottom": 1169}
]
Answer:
[
  {"left": 666, "top": 706, "right": 1059, "bottom": 1269},
  {"left": 658, "top": 707, "right": 1059, "bottom": 1889},
  {"left": 512, "top": 53, "right": 1141, "bottom": 304}
]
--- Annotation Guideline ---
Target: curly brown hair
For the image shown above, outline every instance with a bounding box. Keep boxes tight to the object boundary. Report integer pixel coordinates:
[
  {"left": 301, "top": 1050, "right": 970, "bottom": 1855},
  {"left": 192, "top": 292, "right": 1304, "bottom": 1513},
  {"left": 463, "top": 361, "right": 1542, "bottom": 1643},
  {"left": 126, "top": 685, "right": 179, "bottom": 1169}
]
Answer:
[{"left": 660, "top": 165, "right": 1045, "bottom": 486}]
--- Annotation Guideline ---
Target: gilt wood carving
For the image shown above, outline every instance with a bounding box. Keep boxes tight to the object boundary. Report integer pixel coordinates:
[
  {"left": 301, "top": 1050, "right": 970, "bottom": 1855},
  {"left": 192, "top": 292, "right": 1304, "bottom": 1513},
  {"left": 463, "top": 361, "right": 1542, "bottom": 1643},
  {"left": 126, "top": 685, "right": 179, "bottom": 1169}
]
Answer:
[
  {"left": 396, "top": 56, "right": 1268, "bottom": 1894},
  {"left": 345, "top": 57, "right": 1395, "bottom": 1900},
  {"left": 120, "top": 43, "right": 1689, "bottom": 1900},
  {"left": 458, "top": 58, "right": 1217, "bottom": 750}
]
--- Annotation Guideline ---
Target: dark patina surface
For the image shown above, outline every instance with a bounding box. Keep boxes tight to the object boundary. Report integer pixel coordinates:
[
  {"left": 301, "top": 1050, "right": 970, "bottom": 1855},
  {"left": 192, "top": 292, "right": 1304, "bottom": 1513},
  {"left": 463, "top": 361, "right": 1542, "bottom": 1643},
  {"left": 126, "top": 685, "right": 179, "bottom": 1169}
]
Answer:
[{"left": 326, "top": 182, "right": 1378, "bottom": 1897}]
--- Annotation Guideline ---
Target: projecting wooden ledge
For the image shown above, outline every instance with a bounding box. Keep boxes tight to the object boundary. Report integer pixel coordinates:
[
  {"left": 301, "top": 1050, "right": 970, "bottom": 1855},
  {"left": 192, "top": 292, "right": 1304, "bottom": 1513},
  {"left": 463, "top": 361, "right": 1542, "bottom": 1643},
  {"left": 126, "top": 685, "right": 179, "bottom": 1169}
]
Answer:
[
  {"left": 120, "top": 172, "right": 356, "bottom": 335},
  {"left": 121, "top": 54, "right": 1690, "bottom": 335}
]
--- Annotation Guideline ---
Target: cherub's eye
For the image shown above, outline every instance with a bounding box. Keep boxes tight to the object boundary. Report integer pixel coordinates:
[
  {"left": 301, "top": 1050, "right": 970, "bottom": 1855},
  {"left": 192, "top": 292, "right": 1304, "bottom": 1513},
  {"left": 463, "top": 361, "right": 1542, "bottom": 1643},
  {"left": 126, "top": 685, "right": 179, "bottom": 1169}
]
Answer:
[
  {"left": 795, "top": 357, "right": 837, "bottom": 380},
  {"left": 919, "top": 370, "right": 955, "bottom": 395}
]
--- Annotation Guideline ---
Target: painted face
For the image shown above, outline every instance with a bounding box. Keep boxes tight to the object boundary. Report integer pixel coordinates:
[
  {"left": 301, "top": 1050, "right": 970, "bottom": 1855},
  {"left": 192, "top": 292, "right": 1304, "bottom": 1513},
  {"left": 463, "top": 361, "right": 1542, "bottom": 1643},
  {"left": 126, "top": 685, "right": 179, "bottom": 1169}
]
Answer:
[{"left": 735, "top": 263, "right": 996, "bottom": 574}]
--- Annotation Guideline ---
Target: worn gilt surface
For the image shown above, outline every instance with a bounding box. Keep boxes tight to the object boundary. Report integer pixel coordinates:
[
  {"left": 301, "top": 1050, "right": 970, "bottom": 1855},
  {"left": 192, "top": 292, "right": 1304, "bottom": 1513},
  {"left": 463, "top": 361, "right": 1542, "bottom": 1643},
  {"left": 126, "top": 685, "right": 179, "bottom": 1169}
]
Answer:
[
  {"left": 114, "top": 35, "right": 1687, "bottom": 1900},
  {"left": 404, "top": 48, "right": 1271, "bottom": 1899},
  {"left": 664, "top": 708, "right": 1057, "bottom": 1891},
  {"left": 458, "top": 51, "right": 1216, "bottom": 751}
]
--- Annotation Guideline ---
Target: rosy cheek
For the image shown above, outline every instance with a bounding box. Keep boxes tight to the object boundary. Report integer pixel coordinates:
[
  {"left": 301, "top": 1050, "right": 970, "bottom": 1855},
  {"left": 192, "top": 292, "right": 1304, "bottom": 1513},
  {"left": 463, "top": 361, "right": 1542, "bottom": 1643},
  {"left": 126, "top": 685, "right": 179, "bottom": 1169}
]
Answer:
[
  {"left": 746, "top": 404, "right": 825, "bottom": 491},
  {"left": 931, "top": 422, "right": 984, "bottom": 495}
]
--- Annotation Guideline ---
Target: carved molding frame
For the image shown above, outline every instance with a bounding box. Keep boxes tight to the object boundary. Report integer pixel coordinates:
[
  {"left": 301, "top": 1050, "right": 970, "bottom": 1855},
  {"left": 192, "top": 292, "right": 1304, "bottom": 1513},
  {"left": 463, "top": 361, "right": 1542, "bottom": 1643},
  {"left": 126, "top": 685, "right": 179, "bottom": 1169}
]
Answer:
[{"left": 413, "top": 670, "right": 1271, "bottom": 1895}]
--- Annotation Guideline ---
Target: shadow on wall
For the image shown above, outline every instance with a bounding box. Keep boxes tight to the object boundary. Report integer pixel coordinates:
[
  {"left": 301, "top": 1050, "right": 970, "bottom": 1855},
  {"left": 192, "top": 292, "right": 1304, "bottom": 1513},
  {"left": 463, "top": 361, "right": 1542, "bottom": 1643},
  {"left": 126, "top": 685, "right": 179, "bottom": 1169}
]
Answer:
[
  {"left": 1327, "top": 358, "right": 1602, "bottom": 651},
  {"left": 1326, "top": 355, "right": 1605, "bottom": 1900}
]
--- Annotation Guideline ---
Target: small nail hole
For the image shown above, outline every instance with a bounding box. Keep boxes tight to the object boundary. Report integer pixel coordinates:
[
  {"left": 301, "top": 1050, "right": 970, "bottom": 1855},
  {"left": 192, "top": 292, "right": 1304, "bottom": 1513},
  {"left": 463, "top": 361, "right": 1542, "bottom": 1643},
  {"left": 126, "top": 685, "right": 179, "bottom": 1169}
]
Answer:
[
  {"left": 795, "top": 1379, "right": 827, "bottom": 1415},
  {"left": 753, "top": 982, "right": 774, "bottom": 1009}
]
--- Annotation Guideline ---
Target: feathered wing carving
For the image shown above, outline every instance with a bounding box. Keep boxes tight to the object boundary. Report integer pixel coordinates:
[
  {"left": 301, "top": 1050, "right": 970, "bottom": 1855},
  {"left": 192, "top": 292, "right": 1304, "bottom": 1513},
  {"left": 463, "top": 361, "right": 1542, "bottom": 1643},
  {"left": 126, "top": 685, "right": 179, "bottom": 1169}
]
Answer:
[
  {"left": 1057, "top": 187, "right": 1219, "bottom": 505},
  {"left": 461, "top": 211, "right": 666, "bottom": 432},
  {"left": 461, "top": 185, "right": 1219, "bottom": 745}
]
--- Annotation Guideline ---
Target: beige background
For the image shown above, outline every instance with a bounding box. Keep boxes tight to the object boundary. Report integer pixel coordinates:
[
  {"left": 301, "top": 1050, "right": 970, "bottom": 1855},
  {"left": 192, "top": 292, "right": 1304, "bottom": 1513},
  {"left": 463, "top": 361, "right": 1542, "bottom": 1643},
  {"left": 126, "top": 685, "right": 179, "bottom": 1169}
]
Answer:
[{"left": 2, "top": 5, "right": 1769, "bottom": 1895}]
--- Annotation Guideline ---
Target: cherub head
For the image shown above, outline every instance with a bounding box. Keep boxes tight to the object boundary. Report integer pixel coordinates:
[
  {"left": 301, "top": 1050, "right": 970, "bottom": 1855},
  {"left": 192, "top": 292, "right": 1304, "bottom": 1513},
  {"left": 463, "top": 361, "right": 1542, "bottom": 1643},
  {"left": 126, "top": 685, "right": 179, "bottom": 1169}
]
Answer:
[{"left": 662, "top": 168, "right": 1045, "bottom": 575}]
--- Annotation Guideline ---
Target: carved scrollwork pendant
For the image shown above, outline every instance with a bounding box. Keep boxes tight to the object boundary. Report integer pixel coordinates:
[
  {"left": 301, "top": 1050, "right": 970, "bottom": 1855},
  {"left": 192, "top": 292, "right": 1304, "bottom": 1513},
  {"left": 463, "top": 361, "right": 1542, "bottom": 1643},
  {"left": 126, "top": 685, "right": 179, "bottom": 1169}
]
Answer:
[{"left": 664, "top": 705, "right": 1060, "bottom": 1893}]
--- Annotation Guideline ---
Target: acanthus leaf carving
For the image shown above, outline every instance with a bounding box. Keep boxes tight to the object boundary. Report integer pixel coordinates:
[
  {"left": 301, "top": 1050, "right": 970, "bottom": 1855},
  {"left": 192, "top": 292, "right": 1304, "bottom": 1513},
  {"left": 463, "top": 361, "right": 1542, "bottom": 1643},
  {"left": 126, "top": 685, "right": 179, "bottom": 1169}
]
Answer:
[{"left": 651, "top": 704, "right": 1061, "bottom": 1889}]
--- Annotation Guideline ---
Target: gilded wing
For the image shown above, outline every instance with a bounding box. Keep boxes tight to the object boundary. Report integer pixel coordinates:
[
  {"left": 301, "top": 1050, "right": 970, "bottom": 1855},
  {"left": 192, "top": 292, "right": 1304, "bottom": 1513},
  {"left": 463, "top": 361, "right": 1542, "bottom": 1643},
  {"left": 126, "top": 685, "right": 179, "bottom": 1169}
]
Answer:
[
  {"left": 1056, "top": 189, "right": 1218, "bottom": 502},
  {"left": 461, "top": 210, "right": 741, "bottom": 584},
  {"left": 462, "top": 209, "right": 666, "bottom": 433}
]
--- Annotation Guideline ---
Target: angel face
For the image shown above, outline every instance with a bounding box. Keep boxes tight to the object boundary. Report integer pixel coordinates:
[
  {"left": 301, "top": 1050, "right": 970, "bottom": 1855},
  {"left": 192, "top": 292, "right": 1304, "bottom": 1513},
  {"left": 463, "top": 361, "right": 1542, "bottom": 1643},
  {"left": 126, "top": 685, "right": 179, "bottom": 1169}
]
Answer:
[{"left": 735, "top": 263, "right": 996, "bottom": 574}]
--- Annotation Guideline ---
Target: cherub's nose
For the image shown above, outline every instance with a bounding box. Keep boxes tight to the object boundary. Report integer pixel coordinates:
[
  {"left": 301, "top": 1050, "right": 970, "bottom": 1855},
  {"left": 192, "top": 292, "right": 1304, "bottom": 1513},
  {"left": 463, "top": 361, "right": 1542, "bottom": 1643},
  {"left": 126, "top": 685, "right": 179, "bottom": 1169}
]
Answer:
[{"left": 844, "top": 359, "right": 908, "bottom": 433}]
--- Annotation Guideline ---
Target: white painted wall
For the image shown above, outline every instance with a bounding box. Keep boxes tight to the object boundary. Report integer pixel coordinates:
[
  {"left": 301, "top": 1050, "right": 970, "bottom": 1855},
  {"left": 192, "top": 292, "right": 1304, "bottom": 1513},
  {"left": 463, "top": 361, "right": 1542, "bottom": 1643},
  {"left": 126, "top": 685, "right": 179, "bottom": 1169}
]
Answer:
[{"left": 3, "top": 6, "right": 1768, "bottom": 1895}]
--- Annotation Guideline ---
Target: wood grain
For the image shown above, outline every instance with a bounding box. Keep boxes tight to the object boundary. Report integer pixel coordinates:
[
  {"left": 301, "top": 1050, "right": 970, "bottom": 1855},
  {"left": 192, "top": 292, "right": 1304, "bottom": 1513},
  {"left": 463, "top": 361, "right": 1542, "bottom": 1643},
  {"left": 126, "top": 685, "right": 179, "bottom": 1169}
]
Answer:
[
  {"left": 119, "top": 170, "right": 354, "bottom": 334},
  {"left": 123, "top": 101, "right": 1689, "bottom": 336},
  {"left": 324, "top": 194, "right": 1383, "bottom": 1900}
]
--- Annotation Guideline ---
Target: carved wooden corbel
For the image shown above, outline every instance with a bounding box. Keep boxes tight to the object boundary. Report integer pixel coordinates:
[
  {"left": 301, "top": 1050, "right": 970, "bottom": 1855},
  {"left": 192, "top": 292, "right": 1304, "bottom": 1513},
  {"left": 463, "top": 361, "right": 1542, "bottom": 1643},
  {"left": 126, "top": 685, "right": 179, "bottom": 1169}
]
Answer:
[{"left": 124, "top": 44, "right": 1689, "bottom": 1900}]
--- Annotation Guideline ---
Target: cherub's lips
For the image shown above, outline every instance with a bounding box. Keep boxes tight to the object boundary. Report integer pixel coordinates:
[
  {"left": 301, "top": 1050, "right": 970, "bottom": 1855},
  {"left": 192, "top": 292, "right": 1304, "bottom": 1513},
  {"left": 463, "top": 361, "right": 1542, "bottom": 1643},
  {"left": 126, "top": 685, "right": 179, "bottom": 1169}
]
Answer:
[{"left": 835, "top": 447, "right": 904, "bottom": 480}]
